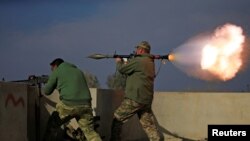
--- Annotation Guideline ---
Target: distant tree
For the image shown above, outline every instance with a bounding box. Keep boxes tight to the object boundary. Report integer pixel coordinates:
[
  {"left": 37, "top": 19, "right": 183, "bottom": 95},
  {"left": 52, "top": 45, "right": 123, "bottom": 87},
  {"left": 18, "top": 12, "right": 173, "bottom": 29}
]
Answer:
[
  {"left": 106, "top": 72, "right": 126, "bottom": 89},
  {"left": 83, "top": 71, "right": 100, "bottom": 88}
]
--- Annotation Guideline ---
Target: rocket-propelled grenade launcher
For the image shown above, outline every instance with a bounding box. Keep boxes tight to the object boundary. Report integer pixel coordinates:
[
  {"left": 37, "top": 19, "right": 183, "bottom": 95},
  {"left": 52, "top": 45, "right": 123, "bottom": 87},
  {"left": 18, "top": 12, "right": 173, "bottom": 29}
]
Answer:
[{"left": 88, "top": 53, "right": 174, "bottom": 61}]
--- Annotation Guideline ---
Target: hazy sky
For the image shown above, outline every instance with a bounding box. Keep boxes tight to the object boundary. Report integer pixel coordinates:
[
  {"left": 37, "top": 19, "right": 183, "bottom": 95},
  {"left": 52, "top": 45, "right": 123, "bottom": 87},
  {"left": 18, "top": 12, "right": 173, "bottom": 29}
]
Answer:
[{"left": 0, "top": 0, "right": 249, "bottom": 91}]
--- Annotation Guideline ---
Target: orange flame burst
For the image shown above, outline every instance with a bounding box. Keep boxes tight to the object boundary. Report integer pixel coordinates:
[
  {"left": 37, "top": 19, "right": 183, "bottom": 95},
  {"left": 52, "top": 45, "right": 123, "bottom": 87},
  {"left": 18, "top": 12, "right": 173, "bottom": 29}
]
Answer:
[
  {"left": 201, "top": 23, "right": 246, "bottom": 81},
  {"left": 168, "top": 54, "right": 175, "bottom": 61}
]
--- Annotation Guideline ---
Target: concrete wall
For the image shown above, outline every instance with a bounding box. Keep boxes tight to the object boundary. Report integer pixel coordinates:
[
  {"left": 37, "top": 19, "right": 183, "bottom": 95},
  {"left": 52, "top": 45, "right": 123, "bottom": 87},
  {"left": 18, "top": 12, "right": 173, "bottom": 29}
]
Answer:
[
  {"left": 0, "top": 82, "right": 28, "bottom": 141},
  {"left": 1, "top": 82, "right": 250, "bottom": 141},
  {"left": 86, "top": 89, "right": 250, "bottom": 141},
  {"left": 152, "top": 92, "right": 250, "bottom": 140}
]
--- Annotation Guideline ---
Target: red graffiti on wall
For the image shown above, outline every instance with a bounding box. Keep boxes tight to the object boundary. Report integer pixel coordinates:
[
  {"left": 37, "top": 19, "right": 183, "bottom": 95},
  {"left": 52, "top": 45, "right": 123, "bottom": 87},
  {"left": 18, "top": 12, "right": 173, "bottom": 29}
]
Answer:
[{"left": 5, "top": 93, "right": 25, "bottom": 108}]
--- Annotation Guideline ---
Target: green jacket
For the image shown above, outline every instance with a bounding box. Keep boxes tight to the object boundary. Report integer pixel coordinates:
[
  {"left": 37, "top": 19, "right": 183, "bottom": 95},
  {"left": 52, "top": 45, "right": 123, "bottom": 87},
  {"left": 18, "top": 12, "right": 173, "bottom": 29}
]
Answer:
[
  {"left": 116, "top": 54, "right": 155, "bottom": 104},
  {"left": 44, "top": 62, "right": 91, "bottom": 105}
]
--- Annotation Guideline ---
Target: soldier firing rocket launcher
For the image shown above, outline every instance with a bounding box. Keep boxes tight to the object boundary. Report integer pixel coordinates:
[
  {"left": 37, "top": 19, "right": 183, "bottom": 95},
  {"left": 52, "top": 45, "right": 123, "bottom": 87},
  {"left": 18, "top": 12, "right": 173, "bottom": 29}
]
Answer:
[{"left": 87, "top": 53, "right": 175, "bottom": 61}]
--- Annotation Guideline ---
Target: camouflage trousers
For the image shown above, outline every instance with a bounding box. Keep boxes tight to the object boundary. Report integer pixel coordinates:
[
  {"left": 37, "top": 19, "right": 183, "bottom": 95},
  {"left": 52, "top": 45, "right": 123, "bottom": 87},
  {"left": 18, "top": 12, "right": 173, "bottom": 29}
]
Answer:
[
  {"left": 56, "top": 101, "right": 102, "bottom": 141},
  {"left": 111, "top": 98, "right": 162, "bottom": 141}
]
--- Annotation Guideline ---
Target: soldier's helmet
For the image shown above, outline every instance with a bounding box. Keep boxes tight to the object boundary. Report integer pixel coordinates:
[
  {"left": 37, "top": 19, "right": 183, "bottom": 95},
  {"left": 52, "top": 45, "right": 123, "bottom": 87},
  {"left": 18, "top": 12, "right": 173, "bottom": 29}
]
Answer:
[{"left": 135, "top": 41, "right": 151, "bottom": 51}]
